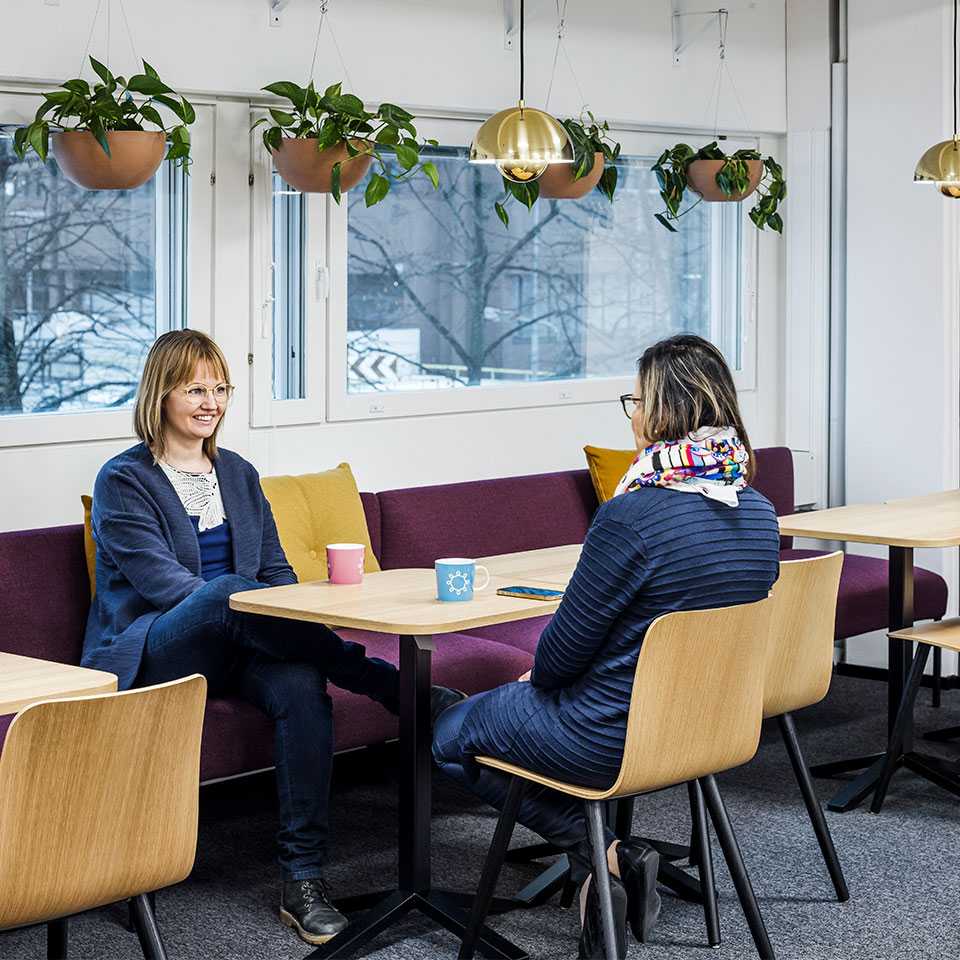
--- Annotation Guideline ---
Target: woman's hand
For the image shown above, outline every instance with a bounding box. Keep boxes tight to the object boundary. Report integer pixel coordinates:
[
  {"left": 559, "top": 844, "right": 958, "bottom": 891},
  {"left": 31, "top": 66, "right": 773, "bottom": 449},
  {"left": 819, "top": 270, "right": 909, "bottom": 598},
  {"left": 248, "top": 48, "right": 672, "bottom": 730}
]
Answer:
[{"left": 517, "top": 669, "right": 532, "bottom": 682}]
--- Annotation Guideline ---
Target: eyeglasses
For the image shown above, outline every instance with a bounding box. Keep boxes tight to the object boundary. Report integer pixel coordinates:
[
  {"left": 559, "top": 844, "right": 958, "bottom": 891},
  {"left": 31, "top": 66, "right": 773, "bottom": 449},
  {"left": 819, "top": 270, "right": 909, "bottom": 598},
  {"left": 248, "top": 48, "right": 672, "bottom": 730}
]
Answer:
[
  {"left": 619, "top": 394, "right": 642, "bottom": 419},
  {"left": 181, "top": 383, "right": 235, "bottom": 407}
]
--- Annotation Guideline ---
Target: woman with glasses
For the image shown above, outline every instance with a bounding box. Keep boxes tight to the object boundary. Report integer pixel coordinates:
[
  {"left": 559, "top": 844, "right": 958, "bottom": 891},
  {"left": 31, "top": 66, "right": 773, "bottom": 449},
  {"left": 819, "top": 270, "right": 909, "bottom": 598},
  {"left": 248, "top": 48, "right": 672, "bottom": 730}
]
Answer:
[
  {"left": 83, "top": 329, "right": 460, "bottom": 947},
  {"left": 433, "top": 334, "right": 781, "bottom": 956}
]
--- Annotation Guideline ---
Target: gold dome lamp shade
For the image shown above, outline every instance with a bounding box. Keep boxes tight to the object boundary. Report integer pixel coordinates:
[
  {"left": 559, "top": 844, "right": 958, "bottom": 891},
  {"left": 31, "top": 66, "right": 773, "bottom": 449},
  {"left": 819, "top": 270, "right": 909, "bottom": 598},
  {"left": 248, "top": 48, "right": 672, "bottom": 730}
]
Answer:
[
  {"left": 916, "top": 0, "right": 960, "bottom": 197},
  {"left": 469, "top": 0, "right": 572, "bottom": 184}
]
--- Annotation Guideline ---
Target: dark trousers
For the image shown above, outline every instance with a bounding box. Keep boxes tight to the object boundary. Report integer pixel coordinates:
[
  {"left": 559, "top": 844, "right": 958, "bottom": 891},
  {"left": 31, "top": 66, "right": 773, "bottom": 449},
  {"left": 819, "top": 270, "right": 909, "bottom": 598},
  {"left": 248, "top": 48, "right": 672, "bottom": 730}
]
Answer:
[
  {"left": 432, "top": 697, "right": 614, "bottom": 883},
  {"left": 137, "top": 574, "right": 400, "bottom": 880}
]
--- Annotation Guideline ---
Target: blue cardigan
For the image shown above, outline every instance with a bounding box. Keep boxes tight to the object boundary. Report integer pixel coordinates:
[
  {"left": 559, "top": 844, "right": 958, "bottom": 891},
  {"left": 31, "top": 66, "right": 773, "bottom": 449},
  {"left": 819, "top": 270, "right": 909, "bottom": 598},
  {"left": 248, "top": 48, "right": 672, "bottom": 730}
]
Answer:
[
  {"left": 82, "top": 442, "right": 297, "bottom": 689},
  {"left": 455, "top": 484, "right": 781, "bottom": 788}
]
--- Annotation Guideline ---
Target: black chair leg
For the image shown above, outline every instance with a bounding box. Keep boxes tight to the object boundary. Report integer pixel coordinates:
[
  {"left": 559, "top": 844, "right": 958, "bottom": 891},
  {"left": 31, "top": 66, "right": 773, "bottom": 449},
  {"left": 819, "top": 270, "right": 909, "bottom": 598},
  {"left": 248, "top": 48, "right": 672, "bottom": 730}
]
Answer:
[
  {"left": 46, "top": 918, "right": 68, "bottom": 960},
  {"left": 460, "top": 776, "right": 525, "bottom": 959},
  {"left": 933, "top": 645, "right": 942, "bottom": 708},
  {"left": 614, "top": 797, "right": 634, "bottom": 840},
  {"left": 585, "top": 800, "right": 621, "bottom": 960},
  {"left": 700, "top": 775, "right": 774, "bottom": 960},
  {"left": 559, "top": 874, "right": 577, "bottom": 909},
  {"left": 687, "top": 780, "right": 720, "bottom": 947},
  {"left": 871, "top": 642, "right": 931, "bottom": 814},
  {"left": 130, "top": 893, "right": 167, "bottom": 960},
  {"left": 778, "top": 712, "right": 849, "bottom": 902}
]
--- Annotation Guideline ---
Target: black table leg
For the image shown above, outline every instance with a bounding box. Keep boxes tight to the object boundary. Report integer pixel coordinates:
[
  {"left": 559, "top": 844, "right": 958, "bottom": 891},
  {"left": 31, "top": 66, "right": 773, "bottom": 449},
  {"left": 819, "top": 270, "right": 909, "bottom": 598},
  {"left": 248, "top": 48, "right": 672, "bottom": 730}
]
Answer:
[{"left": 309, "top": 635, "right": 527, "bottom": 960}]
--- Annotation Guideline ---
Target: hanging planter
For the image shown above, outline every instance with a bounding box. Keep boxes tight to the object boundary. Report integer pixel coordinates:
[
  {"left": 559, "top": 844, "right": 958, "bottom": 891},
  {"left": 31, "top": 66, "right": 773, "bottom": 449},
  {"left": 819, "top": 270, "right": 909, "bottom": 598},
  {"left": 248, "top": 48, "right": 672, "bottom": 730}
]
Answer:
[
  {"left": 652, "top": 142, "right": 786, "bottom": 233},
  {"left": 13, "top": 57, "right": 194, "bottom": 190},
  {"left": 254, "top": 81, "right": 438, "bottom": 205},
  {"left": 495, "top": 113, "right": 621, "bottom": 226}
]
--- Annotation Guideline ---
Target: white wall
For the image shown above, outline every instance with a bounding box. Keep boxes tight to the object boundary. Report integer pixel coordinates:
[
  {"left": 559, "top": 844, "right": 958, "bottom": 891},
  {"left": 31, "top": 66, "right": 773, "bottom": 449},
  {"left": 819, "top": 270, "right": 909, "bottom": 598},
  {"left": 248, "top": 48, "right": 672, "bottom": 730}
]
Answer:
[
  {"left": 844, "top": 0, "right": 960, "bottom": 666},
  {"left": 0, "top": 0, "right": 788, "bottom": 533}
]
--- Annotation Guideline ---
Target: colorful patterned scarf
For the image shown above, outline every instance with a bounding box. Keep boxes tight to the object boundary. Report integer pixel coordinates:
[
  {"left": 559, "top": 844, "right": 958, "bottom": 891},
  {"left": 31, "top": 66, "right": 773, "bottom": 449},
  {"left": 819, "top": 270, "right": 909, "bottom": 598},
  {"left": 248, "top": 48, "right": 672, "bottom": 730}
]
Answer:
[{"left": 613, "top": 426, "right": 749, "bottom": 506}]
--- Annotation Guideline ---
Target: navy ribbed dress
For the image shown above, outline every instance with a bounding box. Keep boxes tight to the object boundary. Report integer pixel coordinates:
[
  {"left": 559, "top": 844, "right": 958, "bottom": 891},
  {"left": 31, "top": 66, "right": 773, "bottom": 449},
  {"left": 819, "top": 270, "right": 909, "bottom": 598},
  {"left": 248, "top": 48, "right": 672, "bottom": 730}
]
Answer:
[{"left": 433, "top": 483, "right": 780, "bottom": 851}]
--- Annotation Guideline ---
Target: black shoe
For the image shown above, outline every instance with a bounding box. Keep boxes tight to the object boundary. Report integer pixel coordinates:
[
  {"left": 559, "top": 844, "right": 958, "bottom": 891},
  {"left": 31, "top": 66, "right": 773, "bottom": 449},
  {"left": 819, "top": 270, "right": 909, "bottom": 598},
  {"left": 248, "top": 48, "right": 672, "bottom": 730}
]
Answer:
[
  {"left": 280, "top": 877, "right": 348, "bottom": 945},
  {"left": 578, "top": 873, "right": 628, "bottom": 959},
  {"left": 431, "top": 684, "right": 467, "bottom": 726},
  {"left": 617, "top": 838, "right": 661, "bottom": 942}
]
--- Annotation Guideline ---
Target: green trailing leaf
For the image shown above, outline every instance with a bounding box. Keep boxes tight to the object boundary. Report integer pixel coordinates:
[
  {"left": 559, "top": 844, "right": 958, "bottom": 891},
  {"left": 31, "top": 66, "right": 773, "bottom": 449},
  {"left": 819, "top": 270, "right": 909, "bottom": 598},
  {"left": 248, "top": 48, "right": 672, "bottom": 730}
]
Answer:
[
  {"left": 655, "top": 213, "right": 678, "bottom": 233},
  {"left": 143, "top": 59, "right": 159, "bottom": 80},
  {"left": 364, "top": 172, "right": 390, "bottom": 207},
  {"left": 28, "top": 123, "right": 48, "bottom": 162},
  {"left": 394, "top": 142, "right": 419, "bottom": 170},
  {"left": 598, "top": 165, "right": 617, "bottom": 203},
  {"left": 139, "top": 104, "right": 164, "bottom": 128},
  {"left": 331, "top": 94, "right": 365, "bottom": 118},
  {"left": 495, "top": 201, "right": 510, "bottom": 228},
  {"left": 89, "top": 57, "right": 113, "bottom": 86},
  {"left": 422, "top": 161, "right": 439, "bottom": 189},
  {"left": 263, "top": 81, "right": 307, "bottom": 111},
  {"left": 269, "top": 108, "right": 296, "bottom": 127},
  {"left": 331, "top": 162, "right": 342, "bottom": 203},
  {"left": 125, "top": 74, "right": 173, "bottom": 96}
]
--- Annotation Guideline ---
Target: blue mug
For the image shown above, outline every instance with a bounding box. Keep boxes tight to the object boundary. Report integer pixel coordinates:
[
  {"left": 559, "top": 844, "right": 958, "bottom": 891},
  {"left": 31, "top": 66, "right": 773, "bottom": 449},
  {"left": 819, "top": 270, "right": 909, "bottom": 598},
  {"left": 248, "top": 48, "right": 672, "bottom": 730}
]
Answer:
[{"left": 435, "top": 558, "right": 491, "bottom": 602}]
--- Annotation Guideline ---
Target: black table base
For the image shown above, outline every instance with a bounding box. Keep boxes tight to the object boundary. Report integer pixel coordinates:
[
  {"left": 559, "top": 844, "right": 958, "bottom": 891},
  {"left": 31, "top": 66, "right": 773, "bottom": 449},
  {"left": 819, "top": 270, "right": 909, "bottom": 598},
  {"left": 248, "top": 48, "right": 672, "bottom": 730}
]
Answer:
[{"left": 307, "top": 635, "right": 527, "bottom": 960}]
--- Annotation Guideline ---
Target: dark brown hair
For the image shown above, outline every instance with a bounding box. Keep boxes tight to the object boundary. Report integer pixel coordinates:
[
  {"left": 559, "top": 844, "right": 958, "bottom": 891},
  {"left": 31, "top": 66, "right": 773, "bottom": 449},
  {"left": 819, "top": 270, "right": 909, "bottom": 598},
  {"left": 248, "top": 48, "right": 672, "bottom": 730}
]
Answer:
[{"left": 635, "top": 334, "right": 755, "bottom": 482}]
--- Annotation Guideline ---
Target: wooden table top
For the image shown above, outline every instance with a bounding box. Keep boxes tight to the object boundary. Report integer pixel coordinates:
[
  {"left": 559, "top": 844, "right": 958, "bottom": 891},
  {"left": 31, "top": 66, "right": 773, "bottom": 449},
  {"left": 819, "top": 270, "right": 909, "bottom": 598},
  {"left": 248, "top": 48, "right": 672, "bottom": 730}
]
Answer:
[
  {"left": 476, "top": 544, "right": 582, "bottom": 588},
  {"left": 230, "top": 567, "right": 566, "bottom": 635},
  {"left": 0, "top": 652, "right": 118, "bottom": 716},
  {"left": 778, "top": 490, "right": 960, "bottom": 548}
]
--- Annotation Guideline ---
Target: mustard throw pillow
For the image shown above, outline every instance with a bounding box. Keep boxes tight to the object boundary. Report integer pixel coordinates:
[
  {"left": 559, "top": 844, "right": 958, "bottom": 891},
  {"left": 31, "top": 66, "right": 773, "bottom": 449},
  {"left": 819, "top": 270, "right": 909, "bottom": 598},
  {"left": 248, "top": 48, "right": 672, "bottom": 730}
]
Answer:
[
  {"left": 583, "top": 445, "right": 636, "bottom": 504},
  {"left": 81, "top": 494, "right": 97, "bottom": 598},
  {"left": 260, "top": 463, "right": 381, "bottom": 582}
]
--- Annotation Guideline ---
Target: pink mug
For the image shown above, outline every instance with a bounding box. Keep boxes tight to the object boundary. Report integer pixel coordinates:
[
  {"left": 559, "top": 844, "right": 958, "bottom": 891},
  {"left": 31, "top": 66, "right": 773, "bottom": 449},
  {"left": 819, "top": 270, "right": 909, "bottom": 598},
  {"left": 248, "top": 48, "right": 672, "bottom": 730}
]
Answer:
[{"left": 326, "top": 543, "right": 365, "bottom": 585}]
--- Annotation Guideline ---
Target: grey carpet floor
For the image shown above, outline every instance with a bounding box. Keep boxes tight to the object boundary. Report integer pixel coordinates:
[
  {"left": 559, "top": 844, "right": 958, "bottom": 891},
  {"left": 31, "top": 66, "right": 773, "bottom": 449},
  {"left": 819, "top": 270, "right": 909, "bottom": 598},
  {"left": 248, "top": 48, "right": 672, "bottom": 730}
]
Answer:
[{"left": 4, "top": 673, "right": 960, "bottom": 959}]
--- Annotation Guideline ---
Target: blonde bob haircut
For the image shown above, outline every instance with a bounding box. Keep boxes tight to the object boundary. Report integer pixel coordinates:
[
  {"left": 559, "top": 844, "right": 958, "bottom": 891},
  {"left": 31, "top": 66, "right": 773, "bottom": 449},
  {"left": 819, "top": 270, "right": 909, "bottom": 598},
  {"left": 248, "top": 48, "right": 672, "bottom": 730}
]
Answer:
[
  {"left": 636, "top": 334, "right": 756, "bottom": 483},
  {"left": 134, "top": 329, "right": 231, "bottom": 461}
]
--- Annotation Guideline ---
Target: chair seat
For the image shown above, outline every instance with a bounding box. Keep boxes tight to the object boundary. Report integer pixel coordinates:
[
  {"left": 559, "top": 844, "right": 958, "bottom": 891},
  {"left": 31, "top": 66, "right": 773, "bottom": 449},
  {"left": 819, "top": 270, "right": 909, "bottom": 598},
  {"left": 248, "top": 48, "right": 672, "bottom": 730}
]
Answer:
[
  {"left": 889, "top": 617, "right": 960, "bottom": 652},
  {"left": 781, "top": 548, "right": 948, "bottom": 640},
  {"left": 476, "top": 754, "right": 620, "bottom": 802}
]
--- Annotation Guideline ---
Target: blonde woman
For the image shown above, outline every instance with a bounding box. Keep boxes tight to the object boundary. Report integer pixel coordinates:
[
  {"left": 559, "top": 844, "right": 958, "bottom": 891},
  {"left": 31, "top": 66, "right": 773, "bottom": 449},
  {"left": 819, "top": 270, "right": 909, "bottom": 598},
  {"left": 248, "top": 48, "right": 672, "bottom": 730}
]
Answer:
[
  {"left": 433, "top": 335, "right": 780, "bottom": 956},
  {"left": 83, "top": 329, "right": 461, "bottom": 946}
]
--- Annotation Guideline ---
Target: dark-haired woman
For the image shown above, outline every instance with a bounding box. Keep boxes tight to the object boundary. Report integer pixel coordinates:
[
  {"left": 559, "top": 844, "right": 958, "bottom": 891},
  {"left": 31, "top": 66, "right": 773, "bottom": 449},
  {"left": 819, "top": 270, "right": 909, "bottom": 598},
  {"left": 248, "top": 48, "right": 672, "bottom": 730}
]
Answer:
[
  {"left": 433, "top": 334, "right": 780, "bottom": 955},
  {"left": 84, "top": 329, "right": 461, "bottom": 946}
]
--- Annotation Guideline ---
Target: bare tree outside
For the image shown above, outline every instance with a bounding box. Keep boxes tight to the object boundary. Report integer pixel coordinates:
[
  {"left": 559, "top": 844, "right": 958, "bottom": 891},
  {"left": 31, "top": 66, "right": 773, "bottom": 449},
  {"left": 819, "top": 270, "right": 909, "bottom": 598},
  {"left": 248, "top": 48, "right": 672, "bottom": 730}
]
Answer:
[
  {"left": 0, "top": 135, "right": 167, "bottom": 417},
  {"left": 345, "top": 147, "right": 721, "bottom": 394}
]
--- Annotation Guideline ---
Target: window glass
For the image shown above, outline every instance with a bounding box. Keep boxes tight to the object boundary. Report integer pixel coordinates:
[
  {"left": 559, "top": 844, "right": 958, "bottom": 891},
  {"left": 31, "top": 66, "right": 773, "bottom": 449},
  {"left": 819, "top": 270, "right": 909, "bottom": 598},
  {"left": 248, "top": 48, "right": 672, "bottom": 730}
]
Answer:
[
  {"left": 271, "top": 170, "right": 305, "bottom": 401},
  {"left": 344, "top": 146, "right": 742, "bottom": 394},
  {"left": 0, "top": 134, "right": 186, "bottom": 416}
]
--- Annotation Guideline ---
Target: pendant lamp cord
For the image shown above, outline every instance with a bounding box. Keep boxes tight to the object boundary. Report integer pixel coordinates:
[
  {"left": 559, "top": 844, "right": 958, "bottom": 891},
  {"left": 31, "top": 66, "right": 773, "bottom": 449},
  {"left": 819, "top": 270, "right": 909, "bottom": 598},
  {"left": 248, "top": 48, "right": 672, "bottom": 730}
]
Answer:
[
  {"left": 520, "top": 0, "right": 525, "bottom": 103},
  {"left": 954, "top": 0, "right": 957, "bottom": 141}
]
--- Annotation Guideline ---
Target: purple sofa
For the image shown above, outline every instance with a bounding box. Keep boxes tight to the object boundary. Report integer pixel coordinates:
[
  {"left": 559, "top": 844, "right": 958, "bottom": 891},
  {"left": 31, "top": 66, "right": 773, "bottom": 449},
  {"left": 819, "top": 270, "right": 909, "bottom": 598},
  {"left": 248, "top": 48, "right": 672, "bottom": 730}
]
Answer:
[{"left": 0, "top": 448, "right": 948, "bottom": 782}]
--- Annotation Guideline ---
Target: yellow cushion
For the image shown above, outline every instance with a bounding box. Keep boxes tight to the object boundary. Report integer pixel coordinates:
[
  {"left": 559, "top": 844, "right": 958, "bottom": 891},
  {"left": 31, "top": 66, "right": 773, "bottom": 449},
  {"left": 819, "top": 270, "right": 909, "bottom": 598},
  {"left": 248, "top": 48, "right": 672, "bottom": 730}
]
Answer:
[
  {"left": 583, "top": 445, "right": 636, "bottom": 504},
  {"left": 260, "top": 463, "right": 381, "bottom": 582},
  {"left": 81, "top": 494, "right": 96, "bottom": 598}
]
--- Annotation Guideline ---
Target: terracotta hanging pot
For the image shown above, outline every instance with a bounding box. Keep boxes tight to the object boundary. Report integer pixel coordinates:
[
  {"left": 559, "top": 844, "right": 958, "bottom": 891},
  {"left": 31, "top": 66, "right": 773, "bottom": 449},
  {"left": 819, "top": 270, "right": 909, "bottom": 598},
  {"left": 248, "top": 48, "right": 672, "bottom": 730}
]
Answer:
[
  {"left": 537, "top": 152, "right": 605, "bottom": 199},
  {"left": 272, "top": 138, "right": 373, "bottom": 193},
  {"left": 687, "top": 158, "right": 763, "bottom": 202},
  {"left": 51, "top": 130, "right": 166, "bottom": 190}
]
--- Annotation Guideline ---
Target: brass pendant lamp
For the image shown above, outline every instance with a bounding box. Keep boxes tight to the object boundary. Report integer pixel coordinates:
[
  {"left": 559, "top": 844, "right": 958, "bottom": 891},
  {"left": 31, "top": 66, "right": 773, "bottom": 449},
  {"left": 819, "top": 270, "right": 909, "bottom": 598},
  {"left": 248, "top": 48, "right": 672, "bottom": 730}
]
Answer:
[
  {"left": 469, "top": 0, "right": 573, "bottom": 183},
  {"left": 915, "top": 0, "right": 960, "bottom": 196}
]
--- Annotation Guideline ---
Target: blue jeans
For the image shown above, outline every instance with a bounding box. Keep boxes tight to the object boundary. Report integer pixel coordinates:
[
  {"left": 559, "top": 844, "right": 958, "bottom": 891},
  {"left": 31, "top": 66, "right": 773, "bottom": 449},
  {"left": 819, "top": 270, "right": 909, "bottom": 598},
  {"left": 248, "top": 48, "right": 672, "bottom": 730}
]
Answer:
[
  {"left": 433, "top": 697, "right": 614, "bottom": 884},
  {"left": 137, "top": 574, "right": 400, "bottom": 880}
]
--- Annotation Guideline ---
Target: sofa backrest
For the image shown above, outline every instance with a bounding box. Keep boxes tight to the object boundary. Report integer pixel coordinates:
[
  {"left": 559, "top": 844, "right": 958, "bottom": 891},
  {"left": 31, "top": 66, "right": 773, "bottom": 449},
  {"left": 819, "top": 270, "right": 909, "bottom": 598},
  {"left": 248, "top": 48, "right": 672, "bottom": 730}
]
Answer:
[
  {"left": 374, "top": 469, "right": 598, "bottom": 569},
  {"left": 0, "top": 524, "right": 89, "bottom": 663},
  {"left": 359, "top": 492, "right": 382, "bottom": 563},
  {"left": 751, "top": 447, "right": 795, "bottom": 549}
]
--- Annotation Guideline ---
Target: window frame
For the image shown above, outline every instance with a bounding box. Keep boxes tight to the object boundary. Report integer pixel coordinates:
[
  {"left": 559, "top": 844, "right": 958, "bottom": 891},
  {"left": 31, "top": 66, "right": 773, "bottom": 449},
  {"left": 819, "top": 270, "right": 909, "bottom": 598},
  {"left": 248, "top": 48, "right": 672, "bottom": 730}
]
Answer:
[
  {"left": 249, "top": 109, "right": 326, "bottom": 428},
  {"left": 0, "top": 88, "right": 214, "bottom": 449},
  {"left": 323, "top": 117, "right": 762, "bottom": 423}
]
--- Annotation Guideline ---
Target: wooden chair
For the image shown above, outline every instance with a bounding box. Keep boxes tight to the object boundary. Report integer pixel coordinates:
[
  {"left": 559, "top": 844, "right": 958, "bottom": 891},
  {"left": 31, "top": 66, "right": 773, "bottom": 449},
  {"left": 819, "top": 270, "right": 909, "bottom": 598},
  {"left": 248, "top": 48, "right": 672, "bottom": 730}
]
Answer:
[
  {"left": 761, "top": 552, "right": 848, "bottom": 900},
  {"left": 0, "top": 675, "right": 207, "bottom": 960},
  {"left": 459, "top": 597, "right": 776, "bottom": 960}
]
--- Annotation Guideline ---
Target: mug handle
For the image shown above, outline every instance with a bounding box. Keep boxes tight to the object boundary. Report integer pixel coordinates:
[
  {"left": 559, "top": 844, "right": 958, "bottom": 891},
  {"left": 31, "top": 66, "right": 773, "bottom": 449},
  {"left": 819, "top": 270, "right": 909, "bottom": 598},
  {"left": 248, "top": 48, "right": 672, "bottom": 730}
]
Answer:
[{"left": 474, "top": 565, "right": 491, "bottom": 591}]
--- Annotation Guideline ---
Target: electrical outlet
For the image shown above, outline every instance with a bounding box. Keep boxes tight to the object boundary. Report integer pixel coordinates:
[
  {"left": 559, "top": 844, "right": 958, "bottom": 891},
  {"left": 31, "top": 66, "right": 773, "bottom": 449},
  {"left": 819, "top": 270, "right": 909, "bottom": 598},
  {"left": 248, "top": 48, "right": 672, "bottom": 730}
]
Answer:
[{"left": 44, "top": 0, "right": 61, "bottom": 6}]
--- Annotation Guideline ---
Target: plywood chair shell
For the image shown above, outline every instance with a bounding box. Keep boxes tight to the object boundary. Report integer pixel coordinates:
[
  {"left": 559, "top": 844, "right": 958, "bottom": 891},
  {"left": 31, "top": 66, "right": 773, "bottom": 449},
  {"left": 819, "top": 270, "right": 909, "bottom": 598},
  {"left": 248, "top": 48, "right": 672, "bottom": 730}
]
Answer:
[
  {"left": 0, "top": 675, "right": 207, "bottom": 931},
  {"left": 763, "top": 553, "right": 843, "bottom": 719},
  {"left": 479, "top": 596, "right": 773, "bottom": 798}
]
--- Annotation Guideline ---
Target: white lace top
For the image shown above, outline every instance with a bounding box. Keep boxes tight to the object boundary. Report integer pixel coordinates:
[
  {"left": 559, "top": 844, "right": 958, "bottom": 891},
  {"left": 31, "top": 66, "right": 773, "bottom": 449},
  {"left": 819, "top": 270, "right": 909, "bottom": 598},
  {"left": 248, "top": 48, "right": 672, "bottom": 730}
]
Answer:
[{"left": 159, "top": 461, "right": 227, "bottom": 532}]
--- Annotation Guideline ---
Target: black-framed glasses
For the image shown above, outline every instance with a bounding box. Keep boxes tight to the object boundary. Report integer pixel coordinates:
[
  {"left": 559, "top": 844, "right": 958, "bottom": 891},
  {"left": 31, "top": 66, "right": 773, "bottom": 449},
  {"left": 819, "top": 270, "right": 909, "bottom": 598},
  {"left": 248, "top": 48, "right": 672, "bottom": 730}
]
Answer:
[{"left": 619, "top": 394, "right": 641, "bottom": 419}]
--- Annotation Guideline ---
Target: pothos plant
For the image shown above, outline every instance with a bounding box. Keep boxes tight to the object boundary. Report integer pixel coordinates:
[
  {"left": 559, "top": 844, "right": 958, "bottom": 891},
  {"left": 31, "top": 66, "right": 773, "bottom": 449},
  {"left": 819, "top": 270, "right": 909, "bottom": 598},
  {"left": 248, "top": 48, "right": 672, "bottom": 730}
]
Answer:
[
  {"left": 495, "top": 112, "right": 621, "bottom": 227},
  {"left": 13, "top": 56, "right": 195, "bottom": 166},
  {"left": 651, "top": 141, "right": 786, "bottom": 233},
  {"left": 253, "top": 80, "right": 439, "bottom": 206}
]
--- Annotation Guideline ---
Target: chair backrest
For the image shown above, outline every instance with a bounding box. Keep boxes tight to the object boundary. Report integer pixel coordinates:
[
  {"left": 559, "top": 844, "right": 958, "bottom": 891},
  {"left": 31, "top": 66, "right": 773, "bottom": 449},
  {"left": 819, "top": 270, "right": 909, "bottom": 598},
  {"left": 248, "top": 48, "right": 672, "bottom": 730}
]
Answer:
[
  {"left": 763, "top": 552, "right": 843, "bottom": 719},
  {"left": 607, "top": 597, "right": 773, "bottom": 797},
  {"left": 0, "top": 675, "right": 207, "bottom": 930}
]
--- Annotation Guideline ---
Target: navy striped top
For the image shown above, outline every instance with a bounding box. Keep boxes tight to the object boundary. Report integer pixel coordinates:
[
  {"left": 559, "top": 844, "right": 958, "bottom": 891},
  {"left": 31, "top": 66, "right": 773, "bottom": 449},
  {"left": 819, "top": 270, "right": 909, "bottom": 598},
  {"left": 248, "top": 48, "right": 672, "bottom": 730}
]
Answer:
[{"left": 456, "top": 484, "right": 781, "bottom": 788}]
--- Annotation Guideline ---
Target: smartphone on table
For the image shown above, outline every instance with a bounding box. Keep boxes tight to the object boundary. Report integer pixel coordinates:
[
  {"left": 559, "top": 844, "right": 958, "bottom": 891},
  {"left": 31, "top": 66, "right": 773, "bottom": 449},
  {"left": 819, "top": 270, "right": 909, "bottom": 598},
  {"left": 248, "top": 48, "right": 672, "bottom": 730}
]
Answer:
[{"left": 496, "top": 585, "right": 564, "bottom": 600}]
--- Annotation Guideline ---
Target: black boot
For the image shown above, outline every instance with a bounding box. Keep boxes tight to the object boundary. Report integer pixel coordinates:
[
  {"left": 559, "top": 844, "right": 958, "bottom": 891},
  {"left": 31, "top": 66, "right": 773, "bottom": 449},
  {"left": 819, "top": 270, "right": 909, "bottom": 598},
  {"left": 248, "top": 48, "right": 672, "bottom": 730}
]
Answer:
[
  {"left": 280, "top": 877, "right": 348, "bottom": 945},
  {"left": 431, "top": 685, "right": 467, "bottom": 726},
  {"left": 578, "top": 873, "right": 628, "bottom": 959},
  {"left": 616, "top": 838, "right": 661, "bottom": 942}
]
